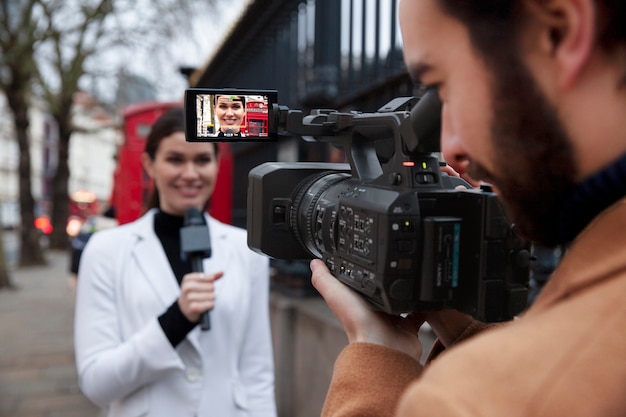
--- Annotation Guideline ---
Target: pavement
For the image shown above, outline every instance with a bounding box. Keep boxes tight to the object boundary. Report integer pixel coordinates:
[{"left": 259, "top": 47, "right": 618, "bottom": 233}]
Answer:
[
  {"left": 0, "top": 248, "right": 104, "bottom": 417},
  {"left": 0, "top": 238, "right": 438, "bottom": 417}
]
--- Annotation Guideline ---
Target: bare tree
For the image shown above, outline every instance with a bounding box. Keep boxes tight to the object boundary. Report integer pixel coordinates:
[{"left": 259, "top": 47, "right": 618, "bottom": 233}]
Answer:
[
  {"left": 1, "top": 0, "right": 220, "bottom": 260},
  {"left": 0, "top": 227, "right": 14, "bottom": 290},
  {"left": 35, "top": 0, "right": 115, "bottom": 250},
  {"left": 0, "top": 0, "right": 48, "bottom": 266}
]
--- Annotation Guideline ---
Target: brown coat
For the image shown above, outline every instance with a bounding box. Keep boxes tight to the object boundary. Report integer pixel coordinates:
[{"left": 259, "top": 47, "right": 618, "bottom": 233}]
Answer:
[{"left": 322, "top": 197, "right": 626, "bottom": 417}]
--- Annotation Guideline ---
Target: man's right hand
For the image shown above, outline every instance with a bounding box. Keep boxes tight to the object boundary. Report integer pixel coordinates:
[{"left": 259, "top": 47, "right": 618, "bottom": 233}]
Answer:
[
  {"left": 310, "top": 259, "right": 424, "bottom": 361},
  {"left": 421, "top": 310, "right": 476, "bottom": 348}
]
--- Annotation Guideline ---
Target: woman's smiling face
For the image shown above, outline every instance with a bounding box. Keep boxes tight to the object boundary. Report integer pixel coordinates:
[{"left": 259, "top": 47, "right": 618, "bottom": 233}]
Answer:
[
  {"left": 142, "top": 132, "right": 219, "bottom": 216},
  {"left": 216, "top": 95, "right": 245, "bottom": 133}
]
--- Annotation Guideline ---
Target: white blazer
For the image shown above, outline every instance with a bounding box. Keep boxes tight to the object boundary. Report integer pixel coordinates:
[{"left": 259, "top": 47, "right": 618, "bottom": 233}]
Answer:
[{"left": 74, "top": 210, "right": 277, "bottom": 417}]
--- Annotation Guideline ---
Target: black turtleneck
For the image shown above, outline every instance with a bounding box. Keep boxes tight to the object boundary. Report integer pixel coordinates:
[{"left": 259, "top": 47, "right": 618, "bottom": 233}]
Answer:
[
  {"left": 154, "top": 210, "right": 198, "bottom": 347},
  {"left": 557, "top": 152, "right": 626, "bottom": 244}
]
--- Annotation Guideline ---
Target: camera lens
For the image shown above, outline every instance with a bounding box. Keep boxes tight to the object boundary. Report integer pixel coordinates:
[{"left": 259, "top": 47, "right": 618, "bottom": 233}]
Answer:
[{"left": 290, "top": 171, "right": 351, "bottom": 258}]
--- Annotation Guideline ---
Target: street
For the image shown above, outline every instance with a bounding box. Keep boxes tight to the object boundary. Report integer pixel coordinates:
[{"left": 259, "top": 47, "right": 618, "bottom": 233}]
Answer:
[
  {"left": 0, "top": 231, "right": 436, "bottom": 417},
  {"left": 0, "top": 240, "right": 102, "bottom": 417}
]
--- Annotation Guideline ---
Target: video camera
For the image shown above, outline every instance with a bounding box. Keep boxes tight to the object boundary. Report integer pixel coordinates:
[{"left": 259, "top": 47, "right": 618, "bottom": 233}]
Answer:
[{"left": 184, "top": 88, "right": 530, "bottom": 322}]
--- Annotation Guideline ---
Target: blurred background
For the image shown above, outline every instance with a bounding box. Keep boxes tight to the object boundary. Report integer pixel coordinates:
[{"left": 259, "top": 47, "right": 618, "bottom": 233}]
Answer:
[{"left": 0, "top": 1, "right": 432, "bottom": 416}]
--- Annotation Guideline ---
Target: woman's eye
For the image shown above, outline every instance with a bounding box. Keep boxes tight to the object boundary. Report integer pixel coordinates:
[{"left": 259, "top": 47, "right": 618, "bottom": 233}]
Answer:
[{"left": 196, "top": 157, "right": 213, "bottom": 165}]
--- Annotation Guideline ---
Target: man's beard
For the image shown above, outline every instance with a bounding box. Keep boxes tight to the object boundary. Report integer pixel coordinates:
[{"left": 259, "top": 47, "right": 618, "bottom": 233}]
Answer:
[{"left": 467, "top": 62, "right": 578, "bottom": 246}]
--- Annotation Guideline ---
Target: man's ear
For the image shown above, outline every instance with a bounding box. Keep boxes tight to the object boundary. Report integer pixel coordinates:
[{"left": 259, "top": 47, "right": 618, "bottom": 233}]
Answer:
[
  {"left": 526, "top": 0, "right": 595, "bottom": 88},
  {"left": 141, "top": 153, "right": 155, "bottom": 179}
]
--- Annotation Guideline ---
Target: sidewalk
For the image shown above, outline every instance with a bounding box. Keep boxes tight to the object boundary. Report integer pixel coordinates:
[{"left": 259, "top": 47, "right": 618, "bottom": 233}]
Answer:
[{"left": 0, "top": 249, "right": 103, "bottom": 417}]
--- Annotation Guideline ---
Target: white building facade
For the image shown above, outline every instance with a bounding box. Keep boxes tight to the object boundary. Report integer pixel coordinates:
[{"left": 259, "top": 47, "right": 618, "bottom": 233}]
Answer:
[
  {"left": 0, "top": 92, "right": 120, "bottom": 229},
  {"left": 68, "top": 92, "right": 120, "bottom": 209}
]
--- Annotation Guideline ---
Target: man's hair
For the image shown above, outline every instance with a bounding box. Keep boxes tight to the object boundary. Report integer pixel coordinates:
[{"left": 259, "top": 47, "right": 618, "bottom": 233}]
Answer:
[{"left": 438, "top": 0, "right": 626, "bottom": 81}]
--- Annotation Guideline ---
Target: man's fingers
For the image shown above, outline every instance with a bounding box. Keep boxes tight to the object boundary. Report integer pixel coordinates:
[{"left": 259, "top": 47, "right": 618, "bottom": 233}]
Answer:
[{"left": 310, "top": 259, "right": 350, "bottom": 303}]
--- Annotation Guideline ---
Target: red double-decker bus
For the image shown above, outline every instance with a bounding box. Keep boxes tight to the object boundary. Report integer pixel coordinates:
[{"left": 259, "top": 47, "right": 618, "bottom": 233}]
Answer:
[{"left": 245, "top": 99, "right": 269, "bottom": 137}]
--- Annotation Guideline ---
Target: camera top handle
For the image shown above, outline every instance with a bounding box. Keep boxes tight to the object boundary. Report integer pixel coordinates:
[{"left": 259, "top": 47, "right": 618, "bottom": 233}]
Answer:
[{"left": 270, "top": 89, "right": 444, "bottom": 187}]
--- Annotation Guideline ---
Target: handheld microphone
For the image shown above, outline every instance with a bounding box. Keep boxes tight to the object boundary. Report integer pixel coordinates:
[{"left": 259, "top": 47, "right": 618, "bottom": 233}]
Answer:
[{"left": 180, "top": 208, "right": 212, "bottom": 331}]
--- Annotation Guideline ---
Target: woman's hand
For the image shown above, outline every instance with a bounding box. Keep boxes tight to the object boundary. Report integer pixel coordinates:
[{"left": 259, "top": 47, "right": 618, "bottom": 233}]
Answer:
[
  {"left": 310, "top": 259, "right": 424, "bottom": 360},
  {"left": 178, "top": 271, "right": 224, "bottom": 323}
]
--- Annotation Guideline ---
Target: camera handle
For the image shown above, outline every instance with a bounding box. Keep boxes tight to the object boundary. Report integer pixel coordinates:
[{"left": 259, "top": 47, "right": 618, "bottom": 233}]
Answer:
[{"left": 272, "top": 89, "right": 443, "bottom": 186}]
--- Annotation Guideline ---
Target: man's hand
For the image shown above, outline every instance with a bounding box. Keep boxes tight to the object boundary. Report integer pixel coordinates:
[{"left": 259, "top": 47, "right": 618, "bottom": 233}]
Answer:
[
  {"left": 440, "top": 163, "right": 482, "bottom": 188},
  {"left": 310, "top": 259, "right": 424, "bottom": 360},
  {"left": 421, "top": 310, "right": 476, "bottom": 348}
]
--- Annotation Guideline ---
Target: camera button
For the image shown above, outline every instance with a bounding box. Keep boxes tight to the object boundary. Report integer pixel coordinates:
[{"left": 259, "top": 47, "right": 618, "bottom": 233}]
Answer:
[{"left": 416, "top": 173, "right": 436, "bottom": 184}]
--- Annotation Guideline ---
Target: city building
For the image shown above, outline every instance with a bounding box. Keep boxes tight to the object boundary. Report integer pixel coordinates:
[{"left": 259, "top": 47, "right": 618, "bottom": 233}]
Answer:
[{"left": 0, "top": 92, "right": 120, "bottom": 230}]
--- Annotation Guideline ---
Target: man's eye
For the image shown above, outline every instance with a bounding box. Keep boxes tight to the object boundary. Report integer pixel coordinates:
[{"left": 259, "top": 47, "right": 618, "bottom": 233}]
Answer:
[
  {"left": 424, "top": 83, "right": 441, "bottom": 93},
  {"left": 422, "top": 83, "right": 444, "bottom": 102}
]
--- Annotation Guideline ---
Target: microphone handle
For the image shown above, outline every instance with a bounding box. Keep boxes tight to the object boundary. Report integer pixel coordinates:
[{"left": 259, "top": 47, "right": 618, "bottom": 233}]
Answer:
[{"left": 190, "top": 255, "right": 211, "bottom": 331}]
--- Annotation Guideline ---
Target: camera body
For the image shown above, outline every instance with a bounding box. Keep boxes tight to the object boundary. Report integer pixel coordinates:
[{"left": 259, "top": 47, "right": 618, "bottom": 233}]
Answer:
[
  {"left": 248, "top": 162, "right": 530, "bottom": 321},
  {"left": 186, "top": 88, "right": 530, "bottom": 322}
]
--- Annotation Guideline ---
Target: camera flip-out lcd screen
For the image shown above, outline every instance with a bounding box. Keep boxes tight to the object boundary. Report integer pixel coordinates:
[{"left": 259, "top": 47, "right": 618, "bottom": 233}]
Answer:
[{"left": 184, "top": 88, "right": 278, "bottom": 142}]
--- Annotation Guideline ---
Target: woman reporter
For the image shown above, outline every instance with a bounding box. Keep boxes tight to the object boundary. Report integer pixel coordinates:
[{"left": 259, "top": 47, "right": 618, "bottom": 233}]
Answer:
[{"left": 73, "top": 108, "right": 276, "bottom": 417}]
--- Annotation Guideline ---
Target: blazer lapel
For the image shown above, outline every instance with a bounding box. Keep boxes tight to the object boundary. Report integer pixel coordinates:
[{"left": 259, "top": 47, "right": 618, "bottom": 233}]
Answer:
[
  {"left": 126, "top": 212, "right": 235, "bottom": 354},
  {"left": 130, "top": 211, "right": 180, "bottom": 309},
  {"left": 202, "top": 215, "right": 233, "bottom": 280},
  {"left": 184, "top": 216, "right": 234, "bottom": 351}
]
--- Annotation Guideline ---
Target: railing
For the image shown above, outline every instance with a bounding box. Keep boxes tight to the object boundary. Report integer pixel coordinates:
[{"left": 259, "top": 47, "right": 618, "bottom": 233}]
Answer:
[{"left": 192, "top": 0, "right": 417, "bottom": 227}]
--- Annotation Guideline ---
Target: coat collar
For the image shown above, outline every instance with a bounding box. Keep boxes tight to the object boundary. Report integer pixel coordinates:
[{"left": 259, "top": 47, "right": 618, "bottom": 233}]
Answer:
[
  {"left": 128, "top": 209, "right": 233, "bottom": 351},
  {"left": 529, "top": 196, "right": 626, "bottom": 313},
  {"left": 130, "top": 210, "right": 178, "bottom": 307}
]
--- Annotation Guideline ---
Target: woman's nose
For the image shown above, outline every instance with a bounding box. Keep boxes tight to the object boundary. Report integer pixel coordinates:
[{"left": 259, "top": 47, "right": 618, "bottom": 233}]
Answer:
[{"left": 181, "top": 161, "right": 199, "bottom": 178}]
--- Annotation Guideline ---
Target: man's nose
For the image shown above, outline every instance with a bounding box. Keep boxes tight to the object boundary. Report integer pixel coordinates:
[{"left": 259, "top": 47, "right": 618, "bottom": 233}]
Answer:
[
  {"left": 440, "top": 104, "right": 470, "bottom": 175},
  {"left": 442, "top": 135, "right": 471, "bottom": 175}
]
